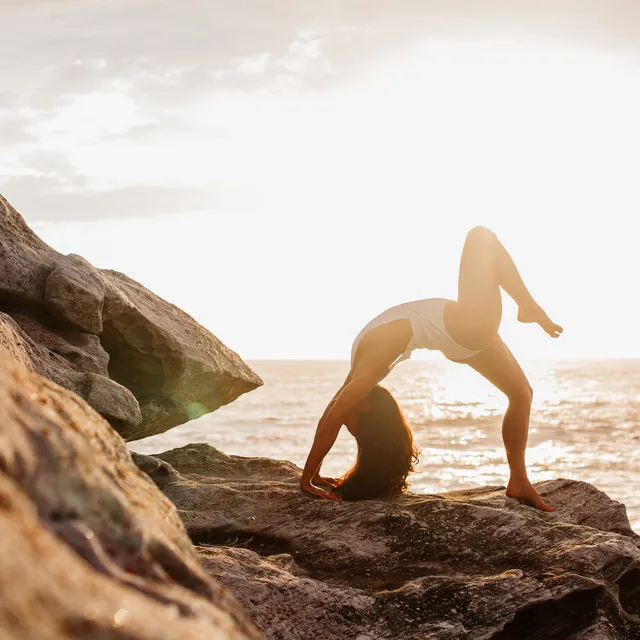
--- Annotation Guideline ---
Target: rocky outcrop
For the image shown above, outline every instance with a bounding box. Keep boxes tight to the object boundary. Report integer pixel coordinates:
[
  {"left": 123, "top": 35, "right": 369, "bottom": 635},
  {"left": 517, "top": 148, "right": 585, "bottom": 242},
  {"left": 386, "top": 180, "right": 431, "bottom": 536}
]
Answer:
[
  {"left": 137, "top": 444, "right": 640, "bottom": 640},
  {"left": 0, "top": 194, "right": 263, "bottom": 440},
  {"left": 0, "top": 349, "right": 261, "bottom": 640}
]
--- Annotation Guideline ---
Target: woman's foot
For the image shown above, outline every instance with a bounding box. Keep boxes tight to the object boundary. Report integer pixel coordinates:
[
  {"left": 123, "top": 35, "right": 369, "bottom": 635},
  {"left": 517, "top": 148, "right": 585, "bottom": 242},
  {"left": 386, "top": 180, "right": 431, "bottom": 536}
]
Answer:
[
  {"left": 506, "top": 478, "right": 555, "bottom": 512},
  {"left": 517, "top": 303, "right": 563, "bottom": 338}
]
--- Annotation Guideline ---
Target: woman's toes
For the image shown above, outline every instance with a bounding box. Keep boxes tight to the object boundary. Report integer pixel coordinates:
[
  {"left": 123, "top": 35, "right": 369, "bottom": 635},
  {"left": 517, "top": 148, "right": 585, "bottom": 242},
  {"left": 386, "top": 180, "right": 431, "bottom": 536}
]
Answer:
[
  {"left": 537, "top": 498, "right": 556, "bottom": 512},
  {"left": 546, "top": 322, "right": 563, "bottom": 338}
]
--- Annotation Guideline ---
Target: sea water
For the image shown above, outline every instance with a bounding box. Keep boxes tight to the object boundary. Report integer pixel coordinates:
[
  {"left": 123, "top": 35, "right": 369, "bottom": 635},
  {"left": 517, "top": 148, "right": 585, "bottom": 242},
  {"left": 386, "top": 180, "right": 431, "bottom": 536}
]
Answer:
[{"left": 129, "top": 359, "right": 640, "bottom": 531}]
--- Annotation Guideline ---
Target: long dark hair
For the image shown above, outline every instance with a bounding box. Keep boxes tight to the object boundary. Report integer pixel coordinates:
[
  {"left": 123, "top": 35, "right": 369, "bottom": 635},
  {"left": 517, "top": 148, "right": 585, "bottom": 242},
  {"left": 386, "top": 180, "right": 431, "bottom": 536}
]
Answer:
[{"left": 335, "top": 385, "right": 419, "bottom": 500}]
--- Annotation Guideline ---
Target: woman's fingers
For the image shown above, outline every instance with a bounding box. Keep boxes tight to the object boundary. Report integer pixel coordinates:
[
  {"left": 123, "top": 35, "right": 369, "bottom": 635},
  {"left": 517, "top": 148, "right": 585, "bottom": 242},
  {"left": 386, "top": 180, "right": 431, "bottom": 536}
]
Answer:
[
  {"left": 315, "top": 476, "right": 339, "bottom": 488},
  {"left": 302, "top": 484, "right": 341, "bottom": 501}
]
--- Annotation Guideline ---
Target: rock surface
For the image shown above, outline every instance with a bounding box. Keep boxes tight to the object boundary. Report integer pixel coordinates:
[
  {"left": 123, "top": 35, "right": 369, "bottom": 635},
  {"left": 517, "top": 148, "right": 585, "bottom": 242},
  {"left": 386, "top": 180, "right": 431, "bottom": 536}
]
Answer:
[
  {"left": 138, "top": 444, "right": 640, "bottom": 640},
  {"left": 0, "top": 349, "right": 261, "bottom": 640},
  {"left": 0, "top": 194, "right": 263, "bottom": 440}
]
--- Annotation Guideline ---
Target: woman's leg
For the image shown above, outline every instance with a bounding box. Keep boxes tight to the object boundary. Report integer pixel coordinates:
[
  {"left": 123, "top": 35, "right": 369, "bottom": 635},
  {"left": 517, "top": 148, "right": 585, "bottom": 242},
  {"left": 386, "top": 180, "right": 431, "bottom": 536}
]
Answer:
[
  {"left": 464, "top": 335, "right": 555, "bottom": 512},
  {"left": 444, "top": 226, "right": 562, "bottom": 350}
]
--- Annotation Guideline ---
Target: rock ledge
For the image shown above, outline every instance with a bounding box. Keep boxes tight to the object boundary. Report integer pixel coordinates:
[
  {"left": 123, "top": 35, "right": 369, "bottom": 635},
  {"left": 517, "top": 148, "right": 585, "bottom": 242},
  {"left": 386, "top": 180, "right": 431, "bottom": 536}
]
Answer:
[
  {"left": 139, "top": 443, "right": 640, "bottom": 640},
  {"left": 0, "top": 194, "right": 262, "bottom": 440}
]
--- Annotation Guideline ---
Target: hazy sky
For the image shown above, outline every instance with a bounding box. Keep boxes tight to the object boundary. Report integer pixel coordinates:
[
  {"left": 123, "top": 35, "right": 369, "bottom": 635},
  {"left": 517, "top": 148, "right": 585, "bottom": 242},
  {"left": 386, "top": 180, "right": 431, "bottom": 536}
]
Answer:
[{"left": 2, "top": 1, "right": 640, "bottom": 360}]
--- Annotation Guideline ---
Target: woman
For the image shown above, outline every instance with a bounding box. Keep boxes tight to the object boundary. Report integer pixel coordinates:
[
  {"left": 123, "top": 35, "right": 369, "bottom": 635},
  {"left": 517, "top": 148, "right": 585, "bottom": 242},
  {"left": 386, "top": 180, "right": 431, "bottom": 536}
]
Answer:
[{"left": 300, "top": 226, "right": 563, "bottom": 511}]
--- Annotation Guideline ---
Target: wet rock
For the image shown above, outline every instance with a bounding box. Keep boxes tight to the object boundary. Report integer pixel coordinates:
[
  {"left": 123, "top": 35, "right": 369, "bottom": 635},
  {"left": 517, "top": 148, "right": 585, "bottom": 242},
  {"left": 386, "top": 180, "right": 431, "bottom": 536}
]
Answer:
[
  {"left": 0, "top": 194, "right": 262, "bottom": 440},
  {"left": 0, "top": 351, "right": 260, "bottom": 640},
  {"left": 142, "top": 443, "right": 640, "bottom": 640}
]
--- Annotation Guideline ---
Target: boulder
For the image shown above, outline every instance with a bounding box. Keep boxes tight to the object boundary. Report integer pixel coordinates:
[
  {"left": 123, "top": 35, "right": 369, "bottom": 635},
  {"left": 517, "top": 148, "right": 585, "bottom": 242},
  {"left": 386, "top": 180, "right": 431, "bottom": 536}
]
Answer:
[
  {"left": 139, "top": 443, "right": 640, "bottom": 640},
  {"left": 0, "top": 349, "right": 261, "bottom": 640},
  {"left": 0, "top": 194, "right": 262, "bottom": 440}
]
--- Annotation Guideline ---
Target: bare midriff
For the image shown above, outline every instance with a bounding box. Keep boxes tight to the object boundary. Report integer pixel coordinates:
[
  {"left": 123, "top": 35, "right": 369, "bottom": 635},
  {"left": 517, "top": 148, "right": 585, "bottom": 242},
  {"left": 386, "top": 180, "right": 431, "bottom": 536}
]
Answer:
[{"left": 351, "top": 319, "right": 413, "bottom": 372}]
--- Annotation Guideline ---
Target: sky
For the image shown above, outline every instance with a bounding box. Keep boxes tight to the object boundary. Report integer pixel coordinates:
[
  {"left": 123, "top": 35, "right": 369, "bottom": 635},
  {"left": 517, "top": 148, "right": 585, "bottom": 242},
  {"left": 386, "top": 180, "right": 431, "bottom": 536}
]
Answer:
[{"left": 2, "top": 0, "right": 640, "bottom": 361}]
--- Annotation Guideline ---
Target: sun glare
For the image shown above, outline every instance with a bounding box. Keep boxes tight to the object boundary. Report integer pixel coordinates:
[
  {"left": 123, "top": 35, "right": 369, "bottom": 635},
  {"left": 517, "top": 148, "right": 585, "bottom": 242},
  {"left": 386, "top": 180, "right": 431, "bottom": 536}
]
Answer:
[{"left": 28, "top": 37, "right": 640, "bottom": 361}]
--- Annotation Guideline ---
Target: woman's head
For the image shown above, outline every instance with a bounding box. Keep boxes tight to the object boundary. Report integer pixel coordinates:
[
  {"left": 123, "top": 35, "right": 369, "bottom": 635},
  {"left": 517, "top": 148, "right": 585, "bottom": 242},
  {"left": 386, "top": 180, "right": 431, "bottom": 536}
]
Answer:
[{"left": 335, "top": 385, "right": 419, "bottom": 501}]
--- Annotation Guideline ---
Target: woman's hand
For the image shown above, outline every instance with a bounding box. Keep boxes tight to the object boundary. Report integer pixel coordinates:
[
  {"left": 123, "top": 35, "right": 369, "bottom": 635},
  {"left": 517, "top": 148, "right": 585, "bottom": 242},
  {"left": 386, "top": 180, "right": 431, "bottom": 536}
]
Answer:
[
  {"left": 300, "top": 376, "right": 375, "bottom": 502},
  {"left": 300, "top": 480, "right": 341, "bottom": 501},
  {"left": 313, "top": 475, "right": 339, "bottom": 489}
]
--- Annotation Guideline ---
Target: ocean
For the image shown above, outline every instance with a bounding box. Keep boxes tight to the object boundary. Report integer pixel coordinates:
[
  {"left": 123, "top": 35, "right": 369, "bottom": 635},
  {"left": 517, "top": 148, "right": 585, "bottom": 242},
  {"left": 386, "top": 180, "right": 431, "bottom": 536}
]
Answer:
[{"left": 129, "top": 359, "right": 640, "bottom": 532}]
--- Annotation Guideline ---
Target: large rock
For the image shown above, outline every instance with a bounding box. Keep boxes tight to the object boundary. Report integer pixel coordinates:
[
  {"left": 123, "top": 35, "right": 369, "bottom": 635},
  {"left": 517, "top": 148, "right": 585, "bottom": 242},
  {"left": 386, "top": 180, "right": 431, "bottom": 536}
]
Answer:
[
  {"left": 138, "top": 444, "right": 640, "bottom": 640},
  {"left": 0, "top": 349, "right": 261, "bottom": 640},
  {"left": 0, "top": 194, "right": 263, "bottom": 440}
]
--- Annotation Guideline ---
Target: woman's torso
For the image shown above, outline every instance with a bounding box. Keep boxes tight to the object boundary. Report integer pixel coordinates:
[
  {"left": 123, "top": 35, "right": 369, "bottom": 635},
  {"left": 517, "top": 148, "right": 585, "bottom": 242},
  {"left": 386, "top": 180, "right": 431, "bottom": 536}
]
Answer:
[{"left": 350, "top": 298, "right": 452, "bottom": 370}]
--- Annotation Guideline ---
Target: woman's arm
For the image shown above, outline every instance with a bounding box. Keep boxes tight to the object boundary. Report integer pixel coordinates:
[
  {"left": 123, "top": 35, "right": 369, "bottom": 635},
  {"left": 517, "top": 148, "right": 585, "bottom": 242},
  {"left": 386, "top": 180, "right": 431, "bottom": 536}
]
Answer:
[
  {"left": 309, "top": 373, "right": 352, "bottom": 485},
  {"left": 300, "top": 375, "right": 376, "bottom": 499}
]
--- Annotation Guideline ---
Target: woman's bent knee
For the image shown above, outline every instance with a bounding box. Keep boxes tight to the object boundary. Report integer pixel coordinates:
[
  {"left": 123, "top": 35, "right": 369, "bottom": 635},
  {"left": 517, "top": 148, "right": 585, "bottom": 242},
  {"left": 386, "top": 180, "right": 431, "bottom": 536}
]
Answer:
[
  {"left": 467, "top": 225, "right": 496, "bottom": 242},
  {"left": 508, "top": 384, "right": 533, "bottom": 408}
]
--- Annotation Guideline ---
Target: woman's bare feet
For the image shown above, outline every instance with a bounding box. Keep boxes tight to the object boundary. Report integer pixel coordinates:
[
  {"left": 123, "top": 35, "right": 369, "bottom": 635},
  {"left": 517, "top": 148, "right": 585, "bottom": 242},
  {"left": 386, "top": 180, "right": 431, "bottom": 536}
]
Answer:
[
  {"left": 517, "top": 303, "right": 563, "bottom": 338},
  {"left": 506, "top": 478, "right": 555, "bottom": 512}
]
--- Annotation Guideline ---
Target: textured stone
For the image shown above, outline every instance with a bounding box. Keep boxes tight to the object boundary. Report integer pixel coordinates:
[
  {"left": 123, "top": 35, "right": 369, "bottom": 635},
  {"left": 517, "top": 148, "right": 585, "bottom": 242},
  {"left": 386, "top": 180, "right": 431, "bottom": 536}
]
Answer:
[
  {"left": 0, "top": 312, "right": 142, "bottom": 427},
  {"left": 0, "top": 194, "right": 262, "bottom": 440},
  {"left": 0, "top": 350, "right": 261, "bottom": 640},
  {"left": 45, "top": 253, "right": 106, "bottom": 334},
  {"left": 139, "top": 444, "right": 640, "bottom": 640}
]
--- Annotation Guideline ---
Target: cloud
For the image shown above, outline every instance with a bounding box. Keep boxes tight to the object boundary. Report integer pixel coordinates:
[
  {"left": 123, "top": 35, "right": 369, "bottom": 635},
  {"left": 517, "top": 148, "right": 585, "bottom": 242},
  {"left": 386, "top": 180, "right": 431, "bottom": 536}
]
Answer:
[
  {"left": 0, "top": 7, "right": 362, "bottom": 213},
  {"left": 0, "top": 115, "right": 33, "bottom": 147},
  {"left": 235, "top": 53, "right": 272, "bottom": 75},
  {"left": 1, "top": 177, "right": 226, "bottom": 222},
  {"left": 26, "top": 91, "right": 151, "bottom": 141},
  {"left": 2, "top": 0, "right": 640, "bottom": 220}
]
